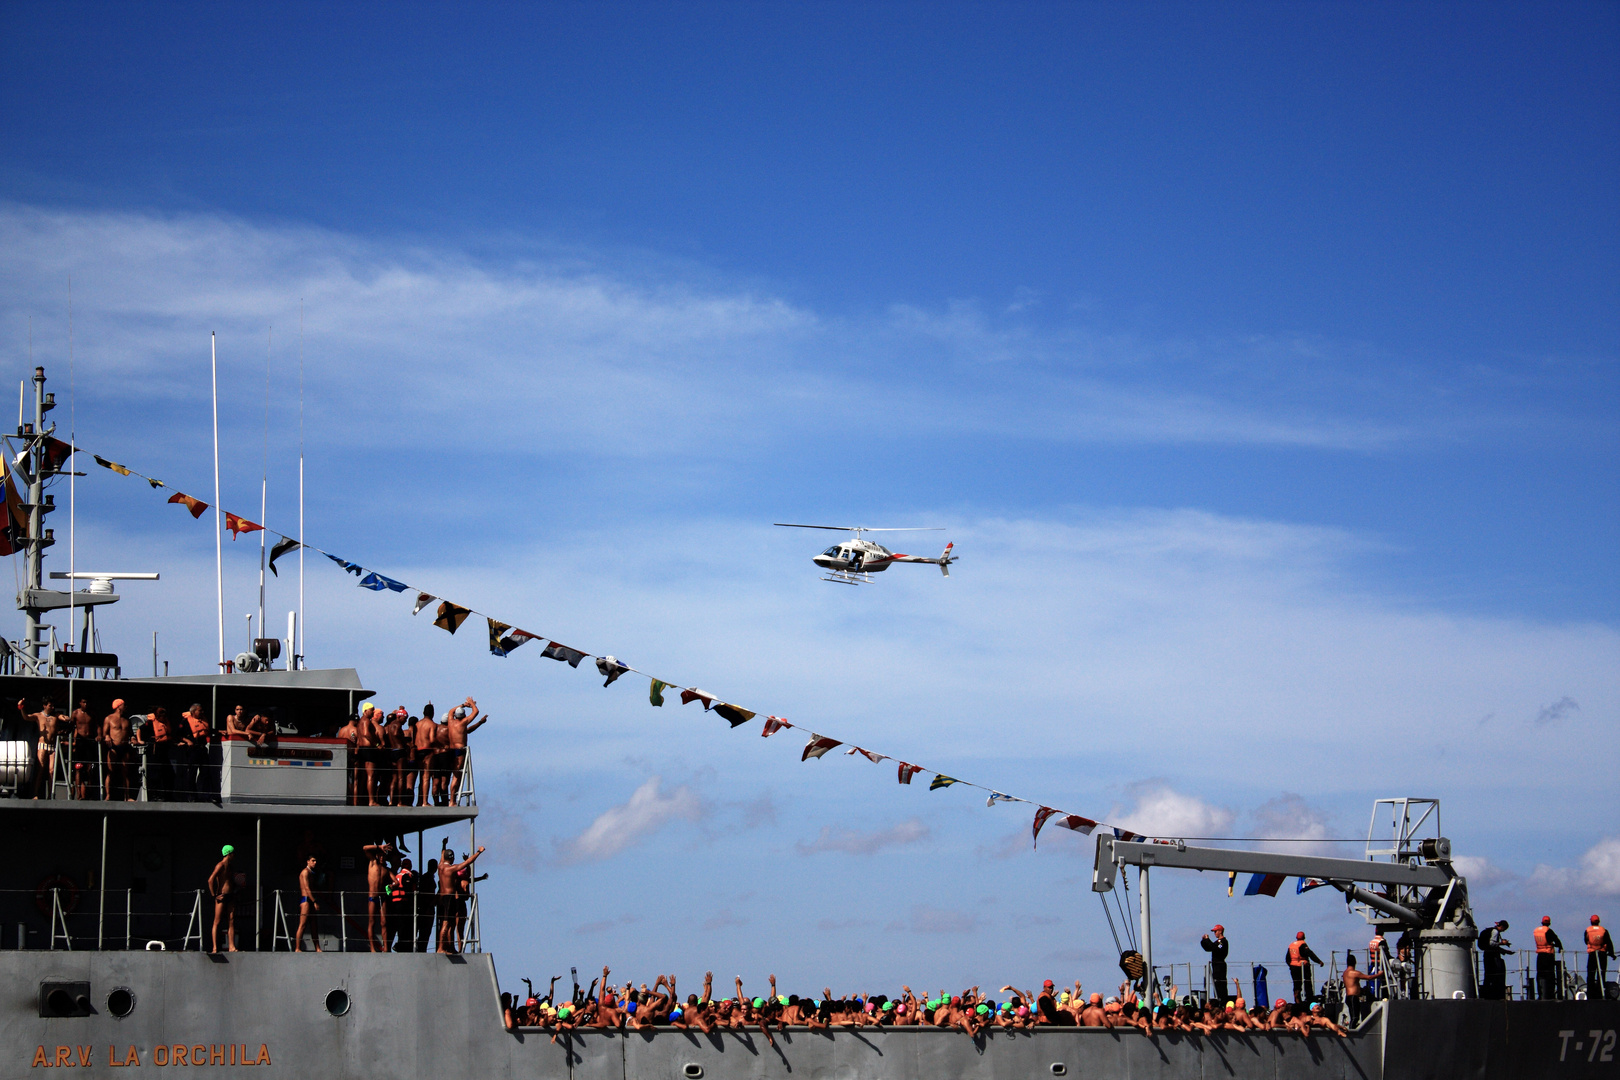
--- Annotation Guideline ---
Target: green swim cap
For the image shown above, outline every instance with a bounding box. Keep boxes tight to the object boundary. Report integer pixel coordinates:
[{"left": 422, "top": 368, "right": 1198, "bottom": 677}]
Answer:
[
  {"left": 883, "top": 1002, "right": 895, "bottom": 1011},
  {"left": 976, "top": 1004, "right": 989, "bottom": 1015},
  {"left": 221, "top": 845, "right": 234, "bottom": 856},
  {"left": 752, "top": 997, "right": 764, "bottom": 1008},
  {"left": 778, "top": 995, "right": 787, "bottom": 1006}
]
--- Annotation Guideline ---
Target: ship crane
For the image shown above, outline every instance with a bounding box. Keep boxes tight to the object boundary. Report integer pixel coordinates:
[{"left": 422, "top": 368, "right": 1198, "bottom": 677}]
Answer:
[{"left": 1093, "top": 799, "right": 1478, "bottom": 1002}]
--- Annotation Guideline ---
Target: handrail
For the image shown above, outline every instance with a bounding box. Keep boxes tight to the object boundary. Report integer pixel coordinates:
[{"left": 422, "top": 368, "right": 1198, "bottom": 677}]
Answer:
[{"left": 21, "top": 737, "right": 478, "bottom": 809}]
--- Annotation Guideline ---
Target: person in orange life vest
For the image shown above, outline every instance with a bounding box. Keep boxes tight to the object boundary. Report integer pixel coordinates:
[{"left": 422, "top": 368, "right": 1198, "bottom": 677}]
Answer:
[
  {"left": 1286, "top": 932, "right": 1324, "bottom": 1004},
  {"left": 1586, "top": 916, "right": 1614, "bottom": 1001},
  {"left": 1534, "top": 916, "right": 1564, "bottom": 1000}
]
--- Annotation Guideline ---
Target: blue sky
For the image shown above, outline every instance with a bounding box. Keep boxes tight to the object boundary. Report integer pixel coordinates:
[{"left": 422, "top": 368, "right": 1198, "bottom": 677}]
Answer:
[{"left": 1, "top": 2, "right": 1616, "bottom": 996}]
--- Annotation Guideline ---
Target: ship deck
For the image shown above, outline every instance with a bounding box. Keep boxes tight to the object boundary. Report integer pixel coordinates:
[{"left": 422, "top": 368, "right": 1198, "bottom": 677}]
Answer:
[{"left": 2, "top": 951, "right": 1616, "bottom": 1080}]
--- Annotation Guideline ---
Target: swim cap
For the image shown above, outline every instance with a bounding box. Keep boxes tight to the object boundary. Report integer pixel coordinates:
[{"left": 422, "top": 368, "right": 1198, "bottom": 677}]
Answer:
[
  {"left": 975, "top": 1004, "right": 989, "bottom": 1015},
  {"left": 779, "top": 996, "right": 788, "bottom": 1006},
  {"left": 1016, "top": 1005, "right": 1028, "bottom": 1017},
  {"left": 221, "top": 845, "right": 234, "bottom": 856},
  {"left": 671, "top": 1009, "right": 683, "bottom": 1020},
  {"left": 752, "top": 997, "right": 764, "bottom": 1009},
  {"left": 882, "top": 1002, "right": 895, "bottom": 1011}
]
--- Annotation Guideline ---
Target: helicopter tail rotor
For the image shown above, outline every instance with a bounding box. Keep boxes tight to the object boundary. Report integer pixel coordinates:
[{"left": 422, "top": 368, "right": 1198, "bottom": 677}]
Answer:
[{"left": 939, "top": 541, "right": 955, "bottom": 577}]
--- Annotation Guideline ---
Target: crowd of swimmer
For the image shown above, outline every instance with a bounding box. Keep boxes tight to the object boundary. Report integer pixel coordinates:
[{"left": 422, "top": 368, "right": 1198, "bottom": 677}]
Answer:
[
  {"left": 10, "top": 693, "right": 487, "bottom": 807},
  {"left": 335, "top": 698, "right": 487, "bottom": 807},
  {"left": 498, "top": 968, "right": 1349, "bottom": 1044}
]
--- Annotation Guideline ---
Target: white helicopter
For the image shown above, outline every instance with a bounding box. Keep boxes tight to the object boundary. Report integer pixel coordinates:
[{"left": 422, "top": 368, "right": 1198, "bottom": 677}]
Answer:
[{"left": 774, "top": 523, "right": 957, "bottom": 584}]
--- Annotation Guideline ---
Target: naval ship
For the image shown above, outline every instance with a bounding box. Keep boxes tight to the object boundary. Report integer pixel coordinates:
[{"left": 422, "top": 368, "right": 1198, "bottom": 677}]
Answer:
[{"left": 0, "top": 365, "right": 1614, "bottom": 1079}]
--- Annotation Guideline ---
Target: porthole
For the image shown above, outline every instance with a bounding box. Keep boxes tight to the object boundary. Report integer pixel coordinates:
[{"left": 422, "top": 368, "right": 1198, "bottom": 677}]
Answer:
[
  {"left": 325, "top": 988, "right": 350, "bottom": 1017},
  {"left": 1050, "top": 1065, "right": 1068, "bottom": 1077},
  {"left": 107, "top": 987, "right": 135, "bottom": 1018},
  {"left": 682, "top": 1066, "right": 704, "bottom": 1079}
]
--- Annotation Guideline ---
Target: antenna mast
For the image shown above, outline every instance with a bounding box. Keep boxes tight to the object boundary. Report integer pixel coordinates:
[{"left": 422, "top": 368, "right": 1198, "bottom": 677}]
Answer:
[
  {"left": 19, "top": 365, "right": 59, "bottom": 672},
  {"left": 211, "top": 332, "right": 224, "bottom": 672}
]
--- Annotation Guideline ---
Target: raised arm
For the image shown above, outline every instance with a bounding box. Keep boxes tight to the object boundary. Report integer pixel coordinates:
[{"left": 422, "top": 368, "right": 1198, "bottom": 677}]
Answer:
[{"left": 701, "top": 972, "right": 713, "bottom": 1005}]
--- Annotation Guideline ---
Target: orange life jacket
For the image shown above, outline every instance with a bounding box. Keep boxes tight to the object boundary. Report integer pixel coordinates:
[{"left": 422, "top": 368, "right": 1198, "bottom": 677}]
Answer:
[
  {"left": 1534, "top": 926, "right": 1555, "bottom": 953},
  {"left": 1288, "top": 940, "right": 1308, "bottom": 966},
  {"left": 1588, "top": 926, "right": 1609, "bottom": 952}
]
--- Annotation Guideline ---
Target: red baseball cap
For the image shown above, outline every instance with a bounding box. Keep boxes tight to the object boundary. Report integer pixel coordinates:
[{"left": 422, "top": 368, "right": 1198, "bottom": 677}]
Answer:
[
  {"left": 1043, "top": 980, "right": 1054, "bottom": 988},
  {"left": 1296, "top": 931, "right": 1306, "bottom": 940},
  {"left": 1593, "top": 915, "right": 1601, "bottom": 924},
  {"left": 1211, "top": 924, "right": 1224, "bottom": 933},
  {"left": 1542, "top": 916, "right": 1551, "bottom": 925}
]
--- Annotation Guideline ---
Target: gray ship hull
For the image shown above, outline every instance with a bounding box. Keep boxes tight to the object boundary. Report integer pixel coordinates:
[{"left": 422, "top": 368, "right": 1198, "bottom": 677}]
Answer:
[{"left": 5, "top": 951, "right": 1617, "bottom": 1079}]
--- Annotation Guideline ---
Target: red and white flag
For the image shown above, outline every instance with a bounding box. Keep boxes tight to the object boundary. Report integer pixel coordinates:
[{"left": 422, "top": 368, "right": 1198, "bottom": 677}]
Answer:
[
  {"left": 680, "top": 688, "right": 716, "bottom": 710},
  {"left": 846, "top": 747, "right": 888, "bottom": 764},
  {"left": 761, "top": 716, "right": 792, "bottom": 738},
  {"left": 801, "top": 735, "right": 842, "bottom": 761},
  {"left": 1058, "top": 814, "right": 1097, "bottom": 836},
  {"left": 897, "top": 762, "right": 924, "bottom": 785},
  {"left": 1033, "top": 806, "right": 1059, "bottom": 848}
]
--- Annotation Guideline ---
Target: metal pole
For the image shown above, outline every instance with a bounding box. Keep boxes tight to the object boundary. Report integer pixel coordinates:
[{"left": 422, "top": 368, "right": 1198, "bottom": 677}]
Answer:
[
  {"left": 211, "top": 332, "right": 224, "bottom": 672},
  {"left": 98, "top": 814, "right": 107, "bottom": 949},
  {"left": 255, "top": 817, "right": 262, "bottom": 951},
  {"left": 1140, "top": 865, "right": 1154, "bottom": 1005}
]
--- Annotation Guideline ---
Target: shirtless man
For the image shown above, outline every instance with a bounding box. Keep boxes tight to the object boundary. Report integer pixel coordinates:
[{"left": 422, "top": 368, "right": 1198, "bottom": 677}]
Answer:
[
  {"left": 225, "top": 705, "right": 251, "bottom": 741},
  {"left": 354, "top": 706, "right": 382, "bottom": 806},
  {"left": 1079, "top": 992, "right": 1109, "bottom": 1027},
  {"left": 1342, "top": 954, "right": 1367, "bottom": 1027},
  {"left": 398, "top": 714, "right": 420, "bottom": 807},
  {"left": 17, "top": 697, "right": 62, "bottom": 798},
  {"left": 413, "top": 704, "right": 438, "bottom": 807},
  {"left": 379, "top": 709, "right": 406, "bottom": 805},
  {"left": 101, "top": 699, "right": 135, "bottom": 801},
  {"left": 67, "top": 698, "right": 98, "bottom": 800},
  {"left": 208, "top": 845, "right": 240, "bottom": 952},
  {"left": 295, "top": 855, "right": 322, "bottom": 952},
  {"left": 443, "top": 698, "right": 485, "bottom": 806},
  {"left": 362, "top": 840, "right": 395, "bottom": 951},
  {"left": 435, "top": 843, "right": 484, "bottom": 952},
  {"left": 335, "top": 714, "right": 360, "bottom": 804},
  {"left": 136, "top": 706, "right": 175, "bottom": 801},
  {"left": 244, "top": 711, "right": 274, "bottom": 745}
]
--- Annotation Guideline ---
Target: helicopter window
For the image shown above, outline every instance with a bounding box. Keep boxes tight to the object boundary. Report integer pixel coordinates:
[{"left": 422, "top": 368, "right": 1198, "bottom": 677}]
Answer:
[{"left": 823, "top": 547, "right": 841, "bottom": 557}]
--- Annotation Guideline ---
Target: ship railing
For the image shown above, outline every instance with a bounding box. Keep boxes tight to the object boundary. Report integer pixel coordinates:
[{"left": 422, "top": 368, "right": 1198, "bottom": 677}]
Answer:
[
  {"left": 1510, "top": 947, "right": 1614, "bottom": 1001},
  {"left": 1151, "top": 946, "right": 1613, "bottom": 1006},
  {"left": 10, "top": 886, "right": 479, "bottom": 954},
  {"left": 27, "top": 736, "right": 478, "bottom": 810}
]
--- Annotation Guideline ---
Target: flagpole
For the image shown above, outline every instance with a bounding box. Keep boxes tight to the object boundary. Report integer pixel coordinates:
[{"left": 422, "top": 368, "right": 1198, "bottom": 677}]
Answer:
[
  {"left": 258, "top": 325, "right": 269, "bottom": 647},
  {"left": 297, "top": 300, "right": 305, "bottom": 670},
  {"left": 212, "top": 331, "right": 225, "bottom": 672}
]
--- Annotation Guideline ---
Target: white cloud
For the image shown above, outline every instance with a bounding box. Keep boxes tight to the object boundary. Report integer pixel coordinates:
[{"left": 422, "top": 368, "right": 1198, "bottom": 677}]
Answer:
[
  {"left": 1528, "top": 838, "right": 1620, "bottom": 897},
  {"left": 551, "top": 776, "right": 703, "bottom": 865},
  {"left": 796, "top": 819, "right": 931, "bottom": 856},
  {"left": 0, "top": 203, "right": 1484, "bottom": 460},
  {"left": 1250, "top": 794, "right": 1337, "bottom": 855},
  {"left": 1110, "top": 781, "right": 1235, "bottom": 837}
]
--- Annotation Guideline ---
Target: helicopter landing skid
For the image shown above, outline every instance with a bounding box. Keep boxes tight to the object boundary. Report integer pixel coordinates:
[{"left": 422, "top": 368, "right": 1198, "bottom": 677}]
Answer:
[{"left": 821, "top": 570, "right": 873, "bottom": 585}]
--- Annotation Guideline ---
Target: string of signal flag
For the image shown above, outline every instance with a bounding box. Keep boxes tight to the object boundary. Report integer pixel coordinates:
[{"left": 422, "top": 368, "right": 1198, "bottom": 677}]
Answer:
[{"left": 14, "top": 438, "right": 1144, "bottom": 853}]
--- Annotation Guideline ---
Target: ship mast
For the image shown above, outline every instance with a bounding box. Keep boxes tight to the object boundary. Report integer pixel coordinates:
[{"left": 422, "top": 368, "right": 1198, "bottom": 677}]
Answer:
[{"left": 19, "top": 365, "right": 57, "bottom": 671}]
